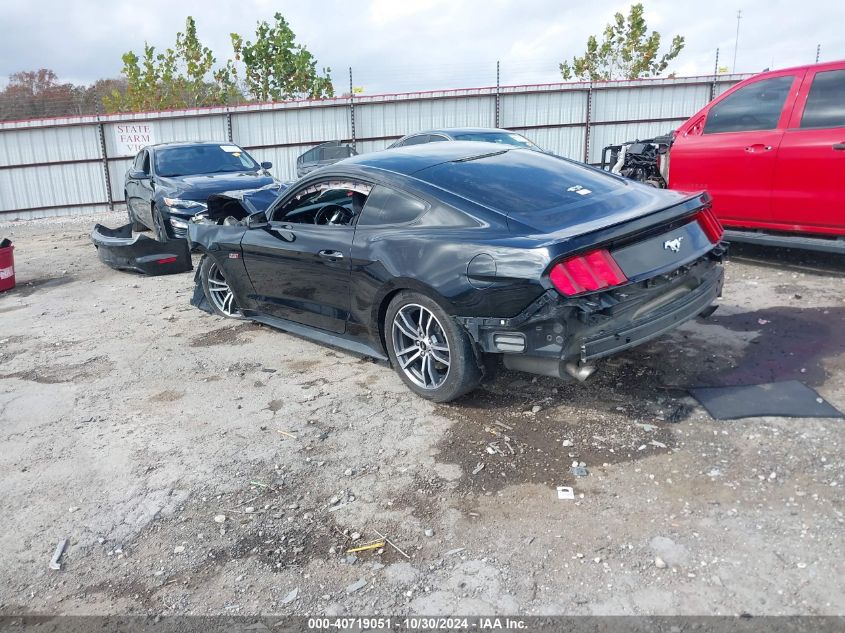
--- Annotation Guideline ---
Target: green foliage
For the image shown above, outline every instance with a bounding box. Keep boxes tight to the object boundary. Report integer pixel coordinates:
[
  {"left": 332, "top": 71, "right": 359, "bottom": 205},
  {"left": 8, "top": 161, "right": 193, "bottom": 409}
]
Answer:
[
  {"left": 231, "top": 12, "right": 334, "bottom": 101},
  {"left": 560, "top": 4, "right": 685, "bottom": 81},
  {"left": 105, "top": 17, "right": 241, "bottom": 113}
]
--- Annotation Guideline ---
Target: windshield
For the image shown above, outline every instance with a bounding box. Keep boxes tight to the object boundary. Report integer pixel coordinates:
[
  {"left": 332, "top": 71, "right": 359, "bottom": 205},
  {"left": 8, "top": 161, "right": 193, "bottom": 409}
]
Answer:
[
  {"left": 451, "top": 131, "right": 539, "bottom": 149},
  {"left": 154, "top": 144, "right": 259, "bottom": 177}
]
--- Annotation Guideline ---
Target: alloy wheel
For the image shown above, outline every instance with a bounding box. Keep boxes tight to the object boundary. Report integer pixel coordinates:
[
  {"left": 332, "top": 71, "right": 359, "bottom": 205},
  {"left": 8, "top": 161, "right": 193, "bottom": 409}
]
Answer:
[
  {"left": 206, "top": 261, "right": 239, "bottom": 317},
  {"left": 391, "top": 303, "right": 451, "bottom": 390}
]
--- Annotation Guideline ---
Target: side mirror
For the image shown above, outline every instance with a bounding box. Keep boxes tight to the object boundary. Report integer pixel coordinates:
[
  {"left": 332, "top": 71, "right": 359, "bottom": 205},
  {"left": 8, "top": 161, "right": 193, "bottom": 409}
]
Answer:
[
  {"left": 260, "top": 161, "right": 273, "bottom": 170},
  {"left": 128, "top": 169, "right": 150, "bottom": 180},
  {"left": 246, "top": 211, "right": 269, "bottom": 229}
]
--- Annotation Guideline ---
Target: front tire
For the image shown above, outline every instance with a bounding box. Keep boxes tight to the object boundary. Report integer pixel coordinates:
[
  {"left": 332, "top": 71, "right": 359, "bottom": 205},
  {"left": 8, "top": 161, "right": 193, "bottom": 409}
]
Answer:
[
  {"left": 200, "top": 256, "right": 241, "bottom": 318},
  {"left": 385, "top": 291, "right": 482, "bottom": 402},
  {"left": 126, "top": 196, "right": 147, "bottom": 232},
  {"left": 152, "top": 205, "right": 170, "bottom": 242}
]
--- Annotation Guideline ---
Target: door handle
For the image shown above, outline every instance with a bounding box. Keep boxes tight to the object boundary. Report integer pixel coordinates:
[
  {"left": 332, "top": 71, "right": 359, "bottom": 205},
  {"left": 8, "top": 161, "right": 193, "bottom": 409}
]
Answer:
[
  {"left": 833, "top": 143, "right": 845, "bottom": 151},
  {"left": 744, "top": 144, "right": 773, "bottom": 153},
  {"left": 318, "top": 249, "right": 344, "bottom": 260}
]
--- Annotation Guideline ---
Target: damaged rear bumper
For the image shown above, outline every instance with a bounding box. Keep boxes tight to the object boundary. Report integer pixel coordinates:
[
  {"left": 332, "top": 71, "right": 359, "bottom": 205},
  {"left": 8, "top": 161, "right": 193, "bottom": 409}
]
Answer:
[
  {"left": 90, "top": 223, "right": 193, "bottom": 275},
  {"left": 458, "top": 256, "right": 723, "bottom": 379}
]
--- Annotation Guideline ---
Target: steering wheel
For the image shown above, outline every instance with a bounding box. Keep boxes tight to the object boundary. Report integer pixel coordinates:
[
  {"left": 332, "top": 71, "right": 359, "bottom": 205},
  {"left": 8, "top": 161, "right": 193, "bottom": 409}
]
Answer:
[{"left": 314, "top": 204, "right": 354, "bottom": 226}]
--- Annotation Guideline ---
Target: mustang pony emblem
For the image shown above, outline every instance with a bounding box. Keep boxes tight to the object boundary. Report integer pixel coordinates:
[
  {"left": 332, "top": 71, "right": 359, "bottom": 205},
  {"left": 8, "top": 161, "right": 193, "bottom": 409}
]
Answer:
[{"left": 663, "top": 236, "right": 684, "bottom": 253}]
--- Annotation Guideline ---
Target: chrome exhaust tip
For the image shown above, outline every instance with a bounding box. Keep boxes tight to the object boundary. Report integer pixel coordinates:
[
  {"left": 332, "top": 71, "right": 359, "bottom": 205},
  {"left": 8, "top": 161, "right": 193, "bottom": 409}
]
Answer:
[{"left": 563, "top": 362, "right": 596, "bottom": 382}]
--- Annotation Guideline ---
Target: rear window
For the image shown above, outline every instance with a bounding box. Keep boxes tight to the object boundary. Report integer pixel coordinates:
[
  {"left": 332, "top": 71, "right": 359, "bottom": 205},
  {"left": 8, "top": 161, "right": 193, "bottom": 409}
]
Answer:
[
  {"left": 452, "top": 131, "right": 539, "bottom": 149},
  {"left": 800, "top": 69, "right": 845, "bottom": 129},
  {"left": 703, "top": 76, "right": 794, "bottom": 134},
  {"left": 418, "top": 149, "right": 626, "bottom": 217}
]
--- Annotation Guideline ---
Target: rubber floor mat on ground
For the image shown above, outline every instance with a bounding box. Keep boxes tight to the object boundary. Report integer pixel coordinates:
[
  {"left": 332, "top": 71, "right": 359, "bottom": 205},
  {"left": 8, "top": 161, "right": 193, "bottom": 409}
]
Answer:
[{"left": 690, "top": 380, "right": 843, "bottom": 420}]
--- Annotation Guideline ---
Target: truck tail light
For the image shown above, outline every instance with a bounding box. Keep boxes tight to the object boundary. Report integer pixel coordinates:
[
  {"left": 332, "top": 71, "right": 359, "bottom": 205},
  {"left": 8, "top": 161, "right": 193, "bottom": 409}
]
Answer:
[
  {"left": 696, "top": 207, "right": 724, "bottom": 244},
  {"left": 550, "top": 248, "right": 628, "bottom": 296}
]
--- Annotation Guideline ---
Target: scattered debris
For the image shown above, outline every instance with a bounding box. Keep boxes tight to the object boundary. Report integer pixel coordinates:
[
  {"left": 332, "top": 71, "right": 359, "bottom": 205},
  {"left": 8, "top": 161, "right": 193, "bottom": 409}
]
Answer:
[
  {"left": 372, "top": 528, "right": 411, "bottom": 559},
  {"left": 281, "top": 588, "right": 299, "bottom": 605},
  {"left": 345, "top": 578, "right": 367, "bottom": 594},
  {"left": 173, "top": 545, "right": 185, "bottom": 554},
  {"left": 690, "top": 380, "right": 844, "bottom": 420},
  {"left": 424, "top": 528, "right": 434, "bottom": 537},
  {"left": 649, "top": 440, "right": 667, "bottom": 449},
  {"left": 49, "top": 539, "right": 68, "bottom": 571},
  {"left": 570, "top": 463, "right": 588, "bottom": 477},
  {"left": 471, "top": 462, "right": 485, "bottom": 475},
  {"left": 655, "top": 556, "right": 667, "bottom": 569},
  {"left": 346, "top": 540, "right": 385, "bottom": 554},
  {"left": 444, "top": 548, "right": 465, "bottom": 557},
  {"left": 213, "top": 514, "right": 227, "bottom": 524},
  {"left": 556, "top": 486, "right": 575, "bottom": 500},
  {"left": 276, "top": 429, "right": 297, "bottom": 439}
]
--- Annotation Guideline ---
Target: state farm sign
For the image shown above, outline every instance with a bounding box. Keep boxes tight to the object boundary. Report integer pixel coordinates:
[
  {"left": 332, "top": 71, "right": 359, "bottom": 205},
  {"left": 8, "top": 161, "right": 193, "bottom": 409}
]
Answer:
[{"left": 114, "top": 123, "right": 156, "bottom": 156}]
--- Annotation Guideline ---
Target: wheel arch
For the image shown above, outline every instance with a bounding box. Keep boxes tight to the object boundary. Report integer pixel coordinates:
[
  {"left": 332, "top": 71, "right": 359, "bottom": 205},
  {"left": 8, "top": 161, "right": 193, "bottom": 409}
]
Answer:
[{"left": 373, "top": 279, "right": 457, "bottom": 358}]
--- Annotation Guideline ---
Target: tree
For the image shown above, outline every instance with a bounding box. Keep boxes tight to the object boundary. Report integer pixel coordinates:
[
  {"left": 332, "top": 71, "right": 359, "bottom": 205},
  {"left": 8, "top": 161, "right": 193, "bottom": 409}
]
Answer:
[
  {"left": 104, "top": 17, "right": 240, "bottom": 113},
  {"left": 560, "top": 4, "right": 684, "bottom": 81},
  {"left": 230, "top": 12, "right": 334, "bottom": 101}
]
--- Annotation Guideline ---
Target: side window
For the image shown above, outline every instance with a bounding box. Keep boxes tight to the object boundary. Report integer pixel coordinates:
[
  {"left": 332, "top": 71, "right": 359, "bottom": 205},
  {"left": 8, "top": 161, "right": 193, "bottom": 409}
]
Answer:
[
  {"left": 299, "top": 147, "right": 319, "bottom": 163},
  {"left": 704, "top": 76, "right": 795, "bottom": 134},
  {"left": 427, "top": 135, "right": 449, "bottom": 143},
  {"left": 274, "top": 180, "right": 372, "bottom": 226},
  {"left": 358, "top": 185, "right": 429, "bottom": 226},
  {"left": 401, "top": 135, "right": 430, "bottom": 146},
  {"left": 800, "top": 69, "right": 845, "bottom": 129}
]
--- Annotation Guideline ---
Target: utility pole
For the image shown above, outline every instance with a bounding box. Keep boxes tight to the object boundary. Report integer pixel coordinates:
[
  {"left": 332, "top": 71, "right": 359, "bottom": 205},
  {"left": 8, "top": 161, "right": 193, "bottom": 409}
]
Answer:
[
  {"left": 732, "top": 10, "right": 742, "bottom": 73},
  {"left": 816, "top": 44, "right": 821, "bottom": 63}
]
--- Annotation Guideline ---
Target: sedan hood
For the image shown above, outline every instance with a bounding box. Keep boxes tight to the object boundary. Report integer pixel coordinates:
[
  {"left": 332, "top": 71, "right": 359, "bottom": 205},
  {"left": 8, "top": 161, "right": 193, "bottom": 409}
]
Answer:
[{"left": 157, "top": 171, "right": 277, "bottom": 203}]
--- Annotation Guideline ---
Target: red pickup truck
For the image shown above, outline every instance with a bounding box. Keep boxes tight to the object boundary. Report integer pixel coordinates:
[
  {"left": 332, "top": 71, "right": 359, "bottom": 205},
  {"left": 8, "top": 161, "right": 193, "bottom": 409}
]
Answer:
[{"left": 668, "top": 60, "right": 845, "bottom": 253}]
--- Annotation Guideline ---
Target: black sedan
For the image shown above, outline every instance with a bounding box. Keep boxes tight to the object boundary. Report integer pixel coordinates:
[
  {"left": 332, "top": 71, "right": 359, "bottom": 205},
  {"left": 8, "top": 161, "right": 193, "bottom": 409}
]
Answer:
[
  {"left": 188, "top": 142, "right": 725, "bottom": 402},
  {"left": 388, "top": 127, "right": 542, "bottom": 150},
  {"left": 124, "top": 141, "right": 279, "bottom": 240}
]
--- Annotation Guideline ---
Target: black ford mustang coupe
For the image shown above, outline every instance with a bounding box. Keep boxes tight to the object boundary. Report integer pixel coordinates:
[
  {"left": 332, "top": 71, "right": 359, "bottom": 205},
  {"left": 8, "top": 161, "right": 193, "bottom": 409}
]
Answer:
[{"left": 188, "top": 142, "right": 725, "bottom": 402}]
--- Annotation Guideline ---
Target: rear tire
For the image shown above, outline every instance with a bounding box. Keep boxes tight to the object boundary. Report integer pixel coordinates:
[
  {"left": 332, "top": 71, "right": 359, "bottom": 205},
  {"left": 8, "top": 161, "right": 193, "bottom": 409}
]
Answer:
[{"left": 385, "top": 291, "right": 482, "bottom": 402}]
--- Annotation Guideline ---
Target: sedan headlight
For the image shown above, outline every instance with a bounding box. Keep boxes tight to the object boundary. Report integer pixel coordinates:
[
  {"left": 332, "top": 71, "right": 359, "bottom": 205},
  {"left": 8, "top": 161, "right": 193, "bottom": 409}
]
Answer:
[
  {"left": 163, "top": 197, "right": 207, "bottom": 211},
  {"left": 169, "top": 216, "right": 189, "bottom": 229}
]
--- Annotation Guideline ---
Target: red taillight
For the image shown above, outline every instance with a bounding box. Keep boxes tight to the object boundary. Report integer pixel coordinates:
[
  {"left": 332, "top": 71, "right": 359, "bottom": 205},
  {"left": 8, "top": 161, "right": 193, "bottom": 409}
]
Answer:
[
  {"left": 157, "top": 256, "right": 178, "bottom": 264},
  {"left": 697, "top": 207, "right": 724, "bottom": 244},
  {"left": 549, "top": 248, "right": 628, "bottom": 296}
]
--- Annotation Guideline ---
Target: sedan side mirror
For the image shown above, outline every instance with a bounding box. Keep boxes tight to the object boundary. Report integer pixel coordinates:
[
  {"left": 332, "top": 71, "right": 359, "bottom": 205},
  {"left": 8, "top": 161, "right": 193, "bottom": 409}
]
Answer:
[
  {"left": 128, "top": 169, "right": 150, "bottom": 180},
  {"left": 246, "top": 211, "right": 269, "bottom": 229},
  {"left": 260, "top": 161, "right": 273, "bottom": 170}
]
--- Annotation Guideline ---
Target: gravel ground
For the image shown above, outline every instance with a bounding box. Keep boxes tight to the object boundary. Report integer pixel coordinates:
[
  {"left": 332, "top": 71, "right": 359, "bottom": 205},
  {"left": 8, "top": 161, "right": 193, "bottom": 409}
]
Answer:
[{"left": 1, "top": 210, "right": 844, "bottom": 616}]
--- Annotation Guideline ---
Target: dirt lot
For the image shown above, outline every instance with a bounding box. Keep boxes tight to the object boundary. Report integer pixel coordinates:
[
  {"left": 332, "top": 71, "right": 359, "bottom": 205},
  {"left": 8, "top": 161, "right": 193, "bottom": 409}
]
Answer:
[{"left": 1, "top": 210, "right": 844, "bottom": 617}]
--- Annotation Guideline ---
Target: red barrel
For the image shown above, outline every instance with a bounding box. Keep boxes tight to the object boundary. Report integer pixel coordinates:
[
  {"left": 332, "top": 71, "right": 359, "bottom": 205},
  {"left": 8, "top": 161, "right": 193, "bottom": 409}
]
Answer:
[{"left": 0, "top": 241, "right": 15, "bottom": 292}]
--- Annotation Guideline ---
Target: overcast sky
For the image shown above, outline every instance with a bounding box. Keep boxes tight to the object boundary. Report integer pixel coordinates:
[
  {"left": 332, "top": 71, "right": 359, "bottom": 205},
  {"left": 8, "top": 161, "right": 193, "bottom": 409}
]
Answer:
[{"left": 1, "top": 0, "right": 842, "bottom": 93}]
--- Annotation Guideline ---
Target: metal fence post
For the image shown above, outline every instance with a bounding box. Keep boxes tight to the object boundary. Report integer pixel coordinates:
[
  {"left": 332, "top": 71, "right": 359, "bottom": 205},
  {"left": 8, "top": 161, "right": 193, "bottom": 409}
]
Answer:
[
  {"left": 349, "top": 67, "right": 356, "bottom": 150},
  {"left": 495, "top": 61, "right": 501, "bottom": 128},
  {"left": 710, "top": 48, "right": 720, "bottom": 101},
  {"left": 583, "top": 83, "right": 593, "bottom": 164},
  {"left": 97, "top": 120, "right": 114, "bottom": 210},
  {"left": 226, "top": 111, "right": 233, "bottom": 142}
]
